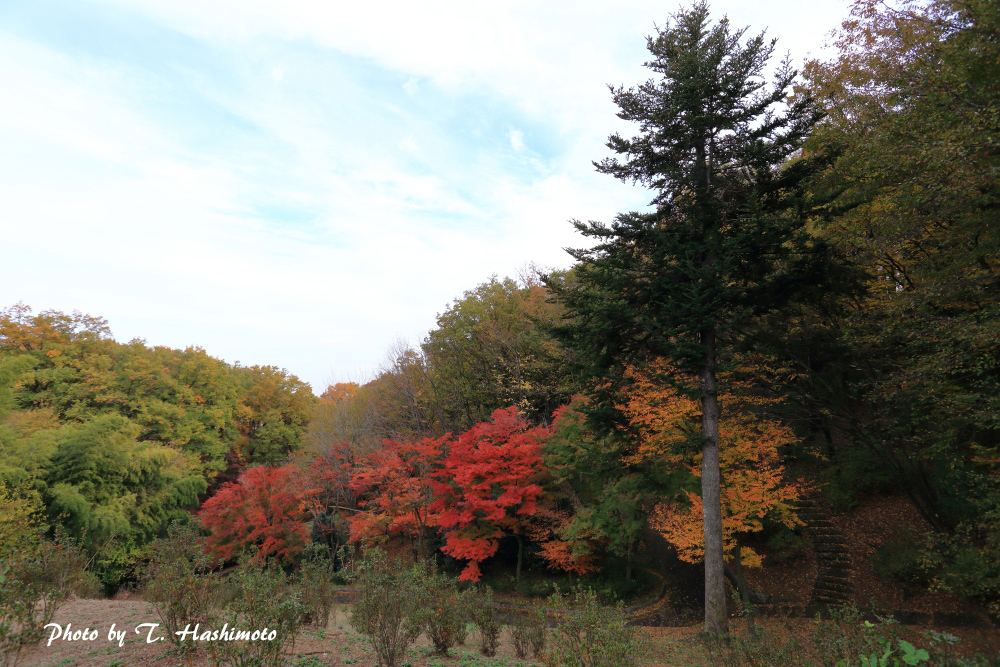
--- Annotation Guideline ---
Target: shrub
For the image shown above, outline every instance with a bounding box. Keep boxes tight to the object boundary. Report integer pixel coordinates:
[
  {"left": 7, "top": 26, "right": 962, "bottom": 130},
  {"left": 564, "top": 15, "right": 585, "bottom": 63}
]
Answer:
[
  {"left": 541, "top": 587, "right": 645, "bottom": 667},
  {"left": 297, "top": 545, "right": 337, "bottom": 627},
  {"left": 925, "top": 630, "right": 1000, "bottom": 667},
  {"left": 348, "top": 551, "right": 426, "bottom": 667},
  {"left": 213, "top": 565, "right": 305, "bottom": 667},
  {"left": 810, "top": 605, "right": 901, "bottom": 667},
  {"left": 468, "top": 586, "right": 502, "bottom": 657},
  {"left": 143, "top": 523, "right": 219, "bottom": 658},
  {"left": 414, "top": 571, "right": 468, "bottom": 656},
  {"left": 701, "top": 620, "right": 808, "bottom": 667},
  {"left": 510, "top": 605, "right": 547, "bottom": 659},
  {"left": 870, "top": 528, "right": 928, "bottom": 589},
  {"left": 0, "top": 537, "right": 90, "bottom": 667}
]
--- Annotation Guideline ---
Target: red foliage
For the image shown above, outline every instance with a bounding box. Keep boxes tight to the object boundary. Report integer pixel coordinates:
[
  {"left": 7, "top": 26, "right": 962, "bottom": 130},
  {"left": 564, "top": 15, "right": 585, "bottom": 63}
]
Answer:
[
  {"left": 199, "top": 464, "right": 317, "bottom": 566},
  {"left": 430, "top": 407, "right": 546, "bottom": 581},
  {"left": 347, "top": 435, "right": 448, "bottom": 563}
]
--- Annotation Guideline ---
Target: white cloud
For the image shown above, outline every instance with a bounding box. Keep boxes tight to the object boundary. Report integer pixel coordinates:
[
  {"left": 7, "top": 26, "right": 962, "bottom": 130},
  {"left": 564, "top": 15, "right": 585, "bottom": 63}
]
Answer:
[
  {"left": 509, "top": 129, "right": 525, "bottom": 152},
  {"left": 0, "top": 0, "right": 849, "bottom": 391}
]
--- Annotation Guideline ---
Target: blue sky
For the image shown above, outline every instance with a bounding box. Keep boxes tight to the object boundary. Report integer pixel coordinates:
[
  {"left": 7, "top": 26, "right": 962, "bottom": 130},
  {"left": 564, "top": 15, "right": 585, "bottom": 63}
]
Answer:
[{"left": 0, "top": 0, "right": 849, "bottom": 392}]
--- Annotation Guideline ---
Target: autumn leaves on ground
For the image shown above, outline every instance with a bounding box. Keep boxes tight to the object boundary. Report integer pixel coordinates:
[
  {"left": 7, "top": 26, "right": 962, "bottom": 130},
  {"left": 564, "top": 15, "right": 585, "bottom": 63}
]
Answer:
[{"left": 2, "top": 0, "right": 999, "bottom": 665}]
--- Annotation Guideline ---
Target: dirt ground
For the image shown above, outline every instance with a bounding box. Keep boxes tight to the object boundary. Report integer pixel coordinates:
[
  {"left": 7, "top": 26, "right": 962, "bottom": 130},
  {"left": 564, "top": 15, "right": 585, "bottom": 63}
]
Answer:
[
  {"left": 17, "top": 596, "right": 549, "bottom": 667},
  {"left": 15, "top": 596, "right": 1000, "bottom": 667}
]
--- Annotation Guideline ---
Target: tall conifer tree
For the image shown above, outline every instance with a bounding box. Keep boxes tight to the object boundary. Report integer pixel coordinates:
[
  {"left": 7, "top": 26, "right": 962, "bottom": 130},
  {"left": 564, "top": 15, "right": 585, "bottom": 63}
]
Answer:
[{"left": 552, "top": 2, "right": 830, "bottom": 634}]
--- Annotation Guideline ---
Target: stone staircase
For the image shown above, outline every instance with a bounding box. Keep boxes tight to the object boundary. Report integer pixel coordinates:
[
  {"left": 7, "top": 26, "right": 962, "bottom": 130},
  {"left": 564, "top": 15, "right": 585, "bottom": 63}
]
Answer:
[{"left": 796, "top": 494, "right": 854, "bottom": 607}]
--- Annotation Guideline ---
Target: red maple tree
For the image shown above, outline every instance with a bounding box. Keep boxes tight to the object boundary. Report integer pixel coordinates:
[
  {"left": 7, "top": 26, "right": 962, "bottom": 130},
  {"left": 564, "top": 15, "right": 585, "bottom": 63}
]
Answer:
[
  {"left": 348, "top": 435, "right": 448, "bottom": 564},
  {"left": 199, "top": 464, "right": 317, "bottom": 566},
  {"left": 430, "top": 407, "right": 546, "bottom": 582}
]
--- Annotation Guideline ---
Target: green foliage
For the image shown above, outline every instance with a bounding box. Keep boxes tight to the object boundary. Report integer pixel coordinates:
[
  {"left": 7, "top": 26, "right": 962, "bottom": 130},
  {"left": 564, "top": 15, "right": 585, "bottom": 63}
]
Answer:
[
  {"left": 348, "top": 551, "right": 427, "bottom": 667},
  {"left": 413, "top": 570, "right": 469, "bottom": 656},
  {"left": 232, "top": 364, "right": 316, "bottom": 467},
  {"left": 422, "top": 274, "right": 571, "bottom": 432},
  {"left": 509, "top": 605, "right": 547, "bottom": 660},
  {"left": 918, "top": 504, "right": 1000, "bottom": 616},
  {"left": 296, "top": 545, "right": 338, "bottom": 627},
  {"left": 544, "top": 400, "right": 683, "bottom": 577},
  {"left": 782, "top": 0, "right": 1000, "bottom": 611},
  {"left": 701, "top": 607, "right": 955, "bottom": 667},
  {"left": 763, "top": 525, "right": 810, "bottom": 564},
  {"left": 467, "top": 586, "right": 502, "bottom": 658},
  {"left": 542, "top": 587, "right": 644, "bottom": 667},
  {"left": 0, "top": 537, "right": 92, "bottom": 667},
  {"left": 869, "top": 529, "right": 928, "bottom": 591},
  {"left": 701, "top": 620, "right": 808, "bottom": 667},
  {"left": 0, "top": 304, "right": 316, "bottom": 591},
  {"left": 213, "top": 565, "right": 305, "bottom": 667},
  {"left": 810, "top": 607, "right": 903, "bottom": 667},
  {"left": 142, "top": 522, "right": 219, "bottom": 657}
]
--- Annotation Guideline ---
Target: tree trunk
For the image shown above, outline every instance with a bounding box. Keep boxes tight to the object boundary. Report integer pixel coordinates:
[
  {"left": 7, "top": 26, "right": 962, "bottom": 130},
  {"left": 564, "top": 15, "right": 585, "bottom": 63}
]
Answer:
[
  {"left": 625, "top": 544, "right": 633, "bottom": 581},
  {"left": 516, "top": 533, "right": 524, "bottom": 587},
  {"left": 701, "top": 327, "right": 728, "bottom": 636}
]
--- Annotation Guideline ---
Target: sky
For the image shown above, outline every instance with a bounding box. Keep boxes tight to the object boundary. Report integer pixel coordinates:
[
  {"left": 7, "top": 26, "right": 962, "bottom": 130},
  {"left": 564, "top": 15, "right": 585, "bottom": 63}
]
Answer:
[{"left": 0, "top": 0, "right": 849, "bottom": 393}]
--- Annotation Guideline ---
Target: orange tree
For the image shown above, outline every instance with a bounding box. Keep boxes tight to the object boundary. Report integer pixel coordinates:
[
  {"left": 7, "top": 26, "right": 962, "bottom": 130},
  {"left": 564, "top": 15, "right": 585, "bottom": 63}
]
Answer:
[{"left": 618, "top": 359, "right": 804, "bottom": 594}]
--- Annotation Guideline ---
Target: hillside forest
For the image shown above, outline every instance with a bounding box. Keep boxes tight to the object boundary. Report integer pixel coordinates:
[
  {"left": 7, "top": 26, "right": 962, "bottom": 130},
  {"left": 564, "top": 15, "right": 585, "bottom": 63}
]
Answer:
[{"left": 1, "top": 0, "right": 998, "bottom": 658}]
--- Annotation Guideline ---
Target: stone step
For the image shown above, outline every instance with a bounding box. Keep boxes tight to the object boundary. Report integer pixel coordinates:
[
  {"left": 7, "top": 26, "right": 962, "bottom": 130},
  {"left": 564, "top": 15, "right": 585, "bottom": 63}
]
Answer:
[
  {"left": 815, "top": 581, "right": 853, "bottom": 594},
  {"left": 811, "top": 536, "right": 848, "bottom": 545},
  {"left": 813, "top": 597, "right": 853, "bottom": 607},
  {"left": 816, "top": 567, "right": 854, "bottom": 579},
  {"left": 814, "top": 545, "right": 850, "bottom": 554},
  {"left": 818, "top": 568, "right": 853, "bottom": 578}
]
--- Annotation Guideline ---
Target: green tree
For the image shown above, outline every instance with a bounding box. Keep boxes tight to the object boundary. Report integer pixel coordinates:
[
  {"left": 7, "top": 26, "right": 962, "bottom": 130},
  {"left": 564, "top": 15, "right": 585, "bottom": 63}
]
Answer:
[
  {"left": 544, "top": 399, "right": 680, "bottom": 581},
  {"left": 423, "top": 274, "right": 570, "bottom": 432},
  {"left": 551, "top": 2, "right": 831, "bottom": 633},
  {"left": 798, "top": 0, "right": 1000, "bottom": 611},
  {"left": 232, "top": 364, "right": 316, "bottom": 467}
]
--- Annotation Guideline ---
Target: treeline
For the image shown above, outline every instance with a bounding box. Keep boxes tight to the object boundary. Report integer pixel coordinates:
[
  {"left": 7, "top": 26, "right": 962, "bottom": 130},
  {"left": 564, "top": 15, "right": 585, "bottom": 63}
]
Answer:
[
  {"left": 0, "top": 303, "right": 315, "bottom": 589},
  {"left": 296, "top": 0, "right": 998, "bottom": 621}
]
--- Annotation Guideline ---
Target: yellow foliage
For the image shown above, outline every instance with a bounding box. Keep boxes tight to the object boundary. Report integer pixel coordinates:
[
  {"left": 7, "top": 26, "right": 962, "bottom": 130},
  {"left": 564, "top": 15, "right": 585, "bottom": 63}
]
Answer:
[{"left": 620, "top": 359, "right": 804, "bottom": 567}]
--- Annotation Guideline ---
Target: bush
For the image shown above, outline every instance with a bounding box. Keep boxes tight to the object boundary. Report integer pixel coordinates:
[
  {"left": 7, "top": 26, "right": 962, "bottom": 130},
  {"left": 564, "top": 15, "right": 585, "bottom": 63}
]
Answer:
[
  {"left": 518, "top": 577, "right": 557, "bottom": 598},
  {"left": 701, "top": 620, "right": 808, "bottom": 667},
  {"left": 468, "top": 586, "right": 502, "bottom": 657},
  {"left": 414, "top": 570, "right": 468, "bottom": 656},
  {"left": 0, "top": 537, "right": 91, "bottom": 667},
  {"left": 213, "top": 565, "right": 305, "bottom": 667},
  {"left": 510, "top": 605, "right": 547, "bottom": 660},
  {"left": 297, "top": 546, "right": 337, "bottom": 627},
  {"left": 348, "top": 551, "right": 427, "bottom": 667},
  {"left": 143, "top": 523, "right": 219, "bottom": 658},
  {"left": 925, "top": 630, "right": 1000, "bottom": 667},
  {"left": 809, "top": 605, "right": 902, "bottom": 667},
  {"left": 870, "top": 528, "right": 928, "bottom": 589},
  {"left": 765, "top": 525, "right": 810, "bottom": 564},
  {"left": 542, "top": 587, "right": 644, "bottom": 667}
]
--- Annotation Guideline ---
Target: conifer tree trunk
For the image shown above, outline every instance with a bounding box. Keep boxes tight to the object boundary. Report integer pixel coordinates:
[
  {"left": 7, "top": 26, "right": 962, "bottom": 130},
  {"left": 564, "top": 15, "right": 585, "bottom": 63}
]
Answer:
[{"left": 701, "top": 327, "right": 727, "bottom": 635}]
